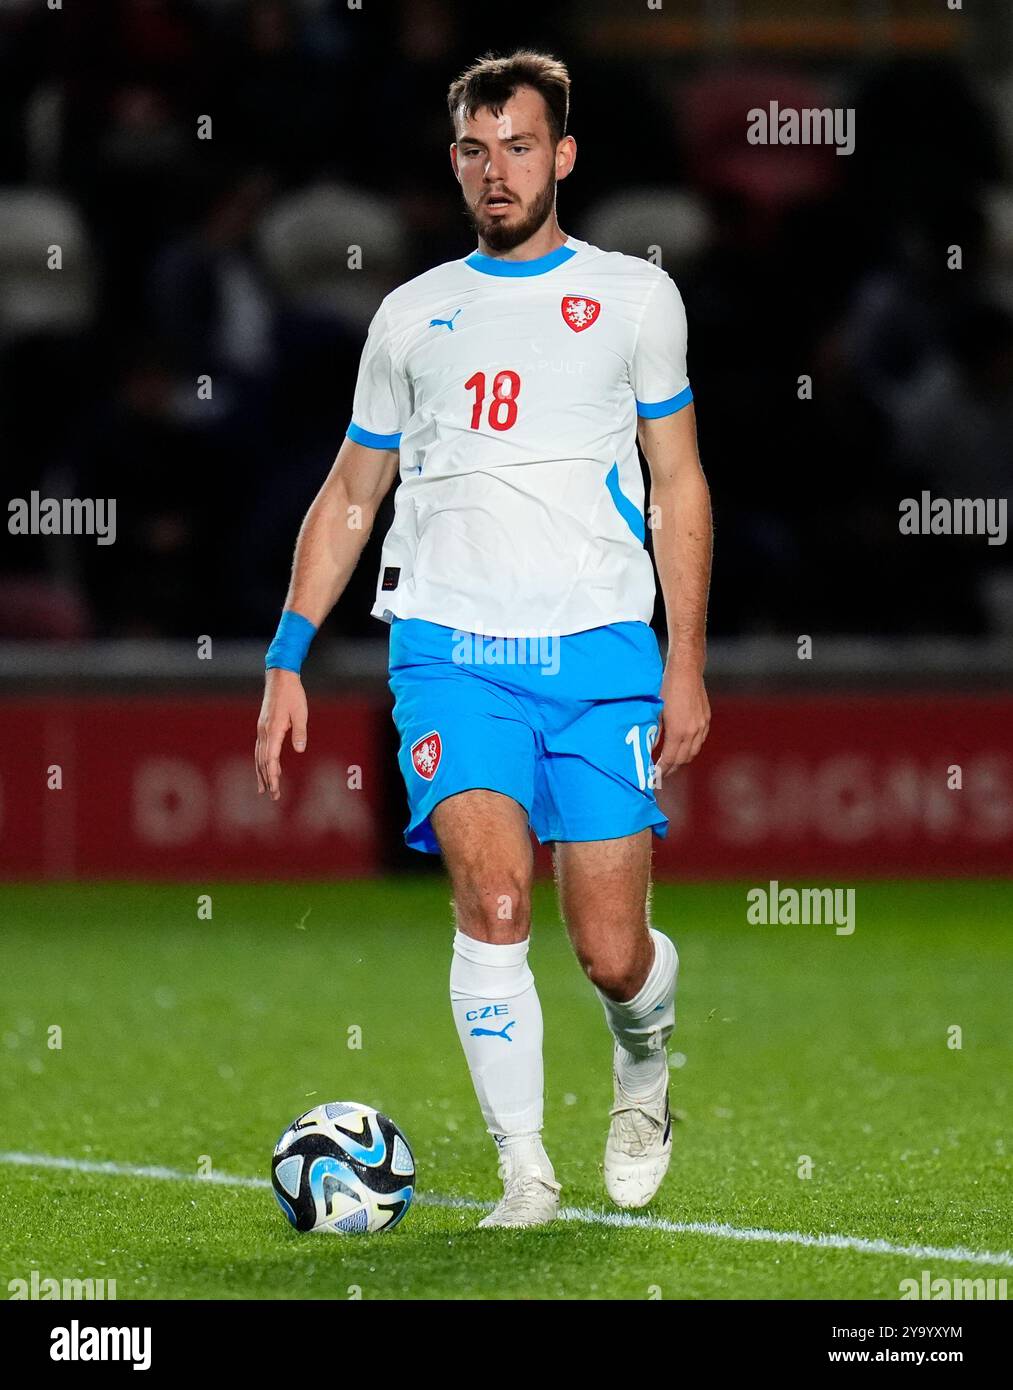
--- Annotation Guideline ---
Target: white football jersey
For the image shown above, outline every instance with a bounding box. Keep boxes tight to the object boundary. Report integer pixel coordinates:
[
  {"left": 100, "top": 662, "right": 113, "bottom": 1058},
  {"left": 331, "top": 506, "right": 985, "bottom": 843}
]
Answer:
[{"left": 348, "top": 235, "right": 692, "bottom": 638}]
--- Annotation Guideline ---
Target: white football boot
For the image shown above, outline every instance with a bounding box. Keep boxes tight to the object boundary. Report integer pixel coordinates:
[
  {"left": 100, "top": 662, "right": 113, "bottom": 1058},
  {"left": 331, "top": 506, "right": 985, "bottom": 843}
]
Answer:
[
  {"left": 604, "top": 1043, "right": 673, "bottom": 1208},
  {"left": 478, "top": 1149, "right": 561, "bottom": 1229}
]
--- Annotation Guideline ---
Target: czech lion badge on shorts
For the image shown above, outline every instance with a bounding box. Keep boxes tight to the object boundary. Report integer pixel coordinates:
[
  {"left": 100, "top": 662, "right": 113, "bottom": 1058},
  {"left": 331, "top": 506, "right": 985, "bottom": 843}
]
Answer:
[{"left": 410, "top": 731, "right": 442, "bottom": 780}]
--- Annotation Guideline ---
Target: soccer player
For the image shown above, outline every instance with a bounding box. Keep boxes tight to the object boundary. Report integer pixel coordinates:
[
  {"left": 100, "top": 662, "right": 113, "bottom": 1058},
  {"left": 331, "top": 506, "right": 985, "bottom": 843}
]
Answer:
[{"left": 256, "top": 50, "right": 712, "bottom": 1228}]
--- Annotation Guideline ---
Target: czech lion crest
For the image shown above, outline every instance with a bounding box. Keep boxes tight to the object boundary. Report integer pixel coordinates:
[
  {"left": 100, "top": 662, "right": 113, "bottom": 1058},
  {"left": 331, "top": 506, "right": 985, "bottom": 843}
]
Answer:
[
  {"left": 411, "top": 731, "right": 442, "bottom": 780},
  {"left": 561, "top": 295, "right": 601, "bottom": 332}
]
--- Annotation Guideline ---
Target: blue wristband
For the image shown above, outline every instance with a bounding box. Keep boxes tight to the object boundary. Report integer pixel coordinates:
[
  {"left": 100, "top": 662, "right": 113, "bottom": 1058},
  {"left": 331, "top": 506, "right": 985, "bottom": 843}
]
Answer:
[{"left": 265, "top": 610, "right": 318, "bottom": 674}]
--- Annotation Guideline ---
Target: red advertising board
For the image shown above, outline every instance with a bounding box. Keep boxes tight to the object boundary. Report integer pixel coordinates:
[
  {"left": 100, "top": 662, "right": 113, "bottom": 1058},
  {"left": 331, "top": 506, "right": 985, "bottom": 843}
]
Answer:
[
  {"left": 1, "top": 694, "right": 1010, "bottom": 879},
  {"left": 0, "top": 698, "right": 382, "bottom": 878},
  {"left": 649, "top": 695, "right": 1013, "bottom": 877}
]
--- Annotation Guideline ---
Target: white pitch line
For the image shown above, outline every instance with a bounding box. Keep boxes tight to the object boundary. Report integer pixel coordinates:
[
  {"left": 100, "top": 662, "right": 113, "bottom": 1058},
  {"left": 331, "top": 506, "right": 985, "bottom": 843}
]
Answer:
[
  {"left": 1, "top": 1151, "right": 269, "bottom": 1189},
  {"left": 4, "top": 1151, "right": 1011, "bottom": 1270},
  {"left": 555, "top": 1205, "right": 1013, "bottom": 1269}
]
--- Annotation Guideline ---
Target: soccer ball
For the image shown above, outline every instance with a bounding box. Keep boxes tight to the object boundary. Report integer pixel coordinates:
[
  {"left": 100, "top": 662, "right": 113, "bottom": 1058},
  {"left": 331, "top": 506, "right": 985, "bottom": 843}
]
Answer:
[{"left": 271, "top": 1101, "right": 415, "bottom": 1235}]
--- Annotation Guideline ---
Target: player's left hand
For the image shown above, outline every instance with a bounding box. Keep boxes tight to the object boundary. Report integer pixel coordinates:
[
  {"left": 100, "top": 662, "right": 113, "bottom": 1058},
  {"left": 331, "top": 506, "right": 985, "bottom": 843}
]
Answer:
[{"left": 653, "top": 664, "right": 710, "bottom": 780}]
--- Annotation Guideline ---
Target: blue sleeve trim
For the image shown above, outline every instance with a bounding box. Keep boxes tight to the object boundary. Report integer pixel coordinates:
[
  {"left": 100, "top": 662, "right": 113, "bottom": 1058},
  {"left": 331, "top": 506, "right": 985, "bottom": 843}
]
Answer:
[
  {"left": 347, "top": 420, "right": 402, "bottom": 450},
  {"left": 265, "top": 609, "right": 318, "bottom": 674},
  {"left": 636, "top": 385, "right": 694, "bottom": 419}
]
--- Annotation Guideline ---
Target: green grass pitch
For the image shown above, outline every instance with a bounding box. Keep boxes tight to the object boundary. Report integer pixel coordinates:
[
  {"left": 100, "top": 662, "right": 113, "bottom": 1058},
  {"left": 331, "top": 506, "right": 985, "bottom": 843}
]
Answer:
[{"left": 2, "top": 878, "right": 1010, "bottom": 1300}]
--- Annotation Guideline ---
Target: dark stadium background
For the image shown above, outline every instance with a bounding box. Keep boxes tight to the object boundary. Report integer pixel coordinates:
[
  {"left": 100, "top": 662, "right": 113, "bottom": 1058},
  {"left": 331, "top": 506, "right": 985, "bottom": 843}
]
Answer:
[{"left": 1, "top": 0, "right": 1011, "bottom": 880}]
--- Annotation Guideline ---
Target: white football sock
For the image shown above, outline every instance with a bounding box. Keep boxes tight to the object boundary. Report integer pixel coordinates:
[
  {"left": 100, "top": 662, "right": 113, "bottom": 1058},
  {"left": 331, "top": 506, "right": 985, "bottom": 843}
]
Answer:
[
  {"left": 450, "top": 930, "right": 553, "bottom": 1177},
  {"left": 595, "top": 928, "right": 678, "bottom": 1100}
]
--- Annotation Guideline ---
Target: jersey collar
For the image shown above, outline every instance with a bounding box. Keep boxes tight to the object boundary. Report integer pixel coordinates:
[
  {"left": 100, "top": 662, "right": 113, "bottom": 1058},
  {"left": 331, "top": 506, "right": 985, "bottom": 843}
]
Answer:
[{"left": 464, "top": 238, "right": 578, "bottom": 277}]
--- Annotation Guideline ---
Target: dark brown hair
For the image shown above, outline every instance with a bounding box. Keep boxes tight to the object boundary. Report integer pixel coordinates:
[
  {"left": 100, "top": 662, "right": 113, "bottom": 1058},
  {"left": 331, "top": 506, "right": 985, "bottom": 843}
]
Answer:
[{"left": 447, "top": 50, "right": 570, "bottom": 146}]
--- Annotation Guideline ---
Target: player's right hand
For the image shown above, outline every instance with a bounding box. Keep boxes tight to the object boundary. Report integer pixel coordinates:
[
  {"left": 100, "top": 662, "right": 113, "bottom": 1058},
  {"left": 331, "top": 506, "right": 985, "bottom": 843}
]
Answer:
[{"left": 255, "top": 669, "right": 309, "bottom": 800}]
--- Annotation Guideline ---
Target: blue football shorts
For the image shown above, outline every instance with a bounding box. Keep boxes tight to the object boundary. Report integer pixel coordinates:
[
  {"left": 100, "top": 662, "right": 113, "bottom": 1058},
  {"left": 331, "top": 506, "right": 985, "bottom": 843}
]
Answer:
[{"left": 387, "top": 616, "right": 668, "bottom": 854}]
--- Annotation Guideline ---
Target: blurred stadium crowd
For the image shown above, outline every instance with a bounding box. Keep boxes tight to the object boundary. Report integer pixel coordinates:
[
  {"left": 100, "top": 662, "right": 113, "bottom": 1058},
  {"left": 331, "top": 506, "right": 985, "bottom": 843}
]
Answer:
[{"left": 1, "top": 0, "right": 1011, "bottom": 648}]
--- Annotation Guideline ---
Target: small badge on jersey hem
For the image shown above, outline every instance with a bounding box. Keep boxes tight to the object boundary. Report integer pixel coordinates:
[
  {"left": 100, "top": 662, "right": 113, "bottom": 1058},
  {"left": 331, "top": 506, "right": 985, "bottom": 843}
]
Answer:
[
  {"left": 381, "top": 566, "right": 400, "bottom": 591},
  {"left": 561, "top": 296, "right": 601, "bottom": 332},
  {"left": 411, "top": 731, "right": 442, "bottom": 780}
]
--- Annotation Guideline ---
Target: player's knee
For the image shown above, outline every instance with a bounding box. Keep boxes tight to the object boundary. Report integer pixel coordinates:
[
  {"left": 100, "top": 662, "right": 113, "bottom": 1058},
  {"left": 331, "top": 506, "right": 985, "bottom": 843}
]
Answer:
[
  {"left": 454, "top": 865, "right": 531, "bottom": 941},
  {"left": 580, "top": 951, "right": 643, "bottom": 1002}
]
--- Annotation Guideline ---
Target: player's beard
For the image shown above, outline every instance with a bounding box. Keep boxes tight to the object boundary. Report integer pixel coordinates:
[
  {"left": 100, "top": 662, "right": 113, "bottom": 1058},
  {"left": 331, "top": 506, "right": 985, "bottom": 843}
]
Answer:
[{"left": 465, "top": 170, "right": 558, "bottom": 253}]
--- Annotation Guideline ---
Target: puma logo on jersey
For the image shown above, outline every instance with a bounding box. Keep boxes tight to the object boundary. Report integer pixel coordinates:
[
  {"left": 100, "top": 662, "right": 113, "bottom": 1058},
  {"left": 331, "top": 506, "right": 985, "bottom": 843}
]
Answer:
[{"left": 429, "top": 309, "right": 462, "bottom": 332}]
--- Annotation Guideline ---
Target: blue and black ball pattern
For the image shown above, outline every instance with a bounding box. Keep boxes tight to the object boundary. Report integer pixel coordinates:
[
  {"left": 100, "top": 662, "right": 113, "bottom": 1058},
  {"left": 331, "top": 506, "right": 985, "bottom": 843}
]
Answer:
[{"left": 271, "top": 1102, "right": 416, "bottom": 1235}]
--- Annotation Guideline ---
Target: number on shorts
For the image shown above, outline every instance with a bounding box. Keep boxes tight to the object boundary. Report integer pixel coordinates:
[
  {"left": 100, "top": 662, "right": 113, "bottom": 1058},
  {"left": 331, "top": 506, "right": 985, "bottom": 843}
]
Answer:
[{"left": 626, "top": 723, "right": 660, "bottom": 790}]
